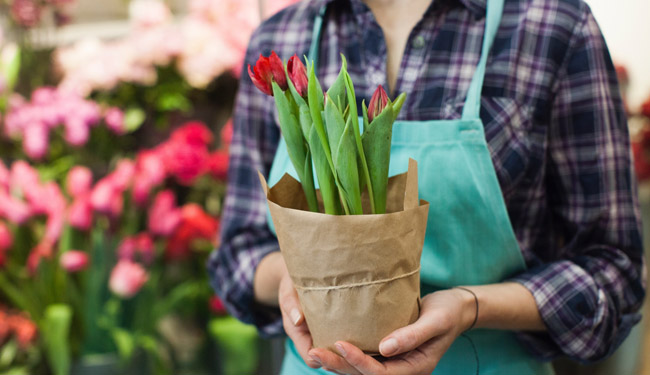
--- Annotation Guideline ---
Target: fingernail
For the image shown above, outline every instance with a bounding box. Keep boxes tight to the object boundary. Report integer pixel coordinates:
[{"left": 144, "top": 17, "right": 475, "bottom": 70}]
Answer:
[
  {"left": 309, "top": 354, "right": 322, "bottom": 366},
  {"left": 290, "top": 308, "right": 301, "bottom": 325},
  {"left": 380, "top": 338, "right": 398, "bottom": 356},
  {"left": 335, "top": 342, "right": 347, "bottom": 357}
]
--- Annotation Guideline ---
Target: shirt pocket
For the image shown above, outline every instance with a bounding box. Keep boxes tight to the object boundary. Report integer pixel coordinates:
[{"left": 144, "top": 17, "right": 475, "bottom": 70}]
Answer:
[{"left": 450, "top": 95, "right": 542, "bottom": 197}]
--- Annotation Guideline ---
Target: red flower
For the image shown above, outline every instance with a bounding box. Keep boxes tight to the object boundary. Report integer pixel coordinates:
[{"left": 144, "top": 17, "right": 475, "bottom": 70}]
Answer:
[
  {"left": 27, "top": 241, "right": 53, "bottom": 275},
  {"left": 165, "top": 204, "right": 219, "bottom": 261},
  {"left": 0, "top": 222, "right": 11, "bottom": 253},
  {"left": 220, "top": 120, "right": 233, "bottom": 148},
  {"left": 68, "top": 194, "right": 93, "bottom": 230},
  {"left": 59, "top": 250, "right": 89, "bottom": 273},
  {"left": 367, "top": 85, "right": 389, "bottom": 123},
  {"left": 118, "top": 233, "right": 155, "bottom": 265},
  {"left": 209, "top": 296, "right": 227, "bottom": 315},
  {"left": 247, "top": 51, "right": 287, "bottom": 96},
  {"left": 161, "top": 141, "right": 209, "bottom": 186},
  {"left": 207, "top": 150, "right": 229, "bottom": 180},
  {"left": 171, "top": 122, "right": 213, "bottom": 147},
  {"left": 287, "top": 55, "right": 308, "bottom": 98},
  {"left": 66, "top": 166, "right": 93, "bottom": 198},
  {"left": 109, "top": 259, "right": 149, "bottom": 299}
]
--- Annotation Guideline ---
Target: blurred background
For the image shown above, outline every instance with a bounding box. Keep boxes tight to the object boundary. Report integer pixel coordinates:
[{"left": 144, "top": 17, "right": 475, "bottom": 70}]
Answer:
[{"left": 0, "top": 0, "right": 647, "bottom": 374}]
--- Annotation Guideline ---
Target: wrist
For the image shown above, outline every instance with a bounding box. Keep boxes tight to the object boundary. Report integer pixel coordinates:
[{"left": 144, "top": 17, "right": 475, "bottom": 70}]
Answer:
[
  {"left": 452, "top": 287, "right": 479, "bottom": 332},
  {"left": 253, "top": 251, "right": 287, "bottom": 306}
]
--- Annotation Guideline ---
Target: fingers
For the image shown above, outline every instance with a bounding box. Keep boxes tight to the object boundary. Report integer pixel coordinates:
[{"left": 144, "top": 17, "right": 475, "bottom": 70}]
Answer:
[
  {"left": 334, "top": 341, "right": 386, "bottom": 374},
  {"left": 309, "top": 347, "right": 362, "bottom": 375},
  {"left": 379, "top": 303, "right": 452, "bottom": 357},
  {"left": 278, "top": 275, "right": 320, "bottom": 368}
]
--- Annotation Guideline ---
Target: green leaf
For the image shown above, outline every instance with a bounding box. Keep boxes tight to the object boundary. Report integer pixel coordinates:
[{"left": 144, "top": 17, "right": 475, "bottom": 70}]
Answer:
[
  {"left": 342, "top": 58, "right": 375, "bottom": 214},
  {"left": 112, "top": 329, "right": 135, "bottom": 361},
  {"left": 42, "top": 304, "right": 72, "bottom": 375},
  {"left": 335, "top": 118, "right": 363, "bottom": 215},
  {"left": 308, "top": 127, "right": 341, "bottom": 215},
  {"left": 323, "top": 95, "right": 346, "bottom": 166},
  {"left": 326, "top": 57, "right": 348, "bottom": 113},
  {"left": 156, "top": 91, "right": 192, "bottom": 112},
  {"left": 307, "top": 61, "right": 335, "bottom": 176},
  {"left": 391, "top": 92, "right": 407, "bottom": 122},
  {"left": 362, "top": 105, "right": 394, "bottom": 214},
  {"left": 123, "top": 108, "right": 146, "bottom": 133},
  {"left": 0, "top": 339, "right": 19, "bottom": 368},
  {"left": 0, "top": 44, "right": 21, "bottom": 90}
]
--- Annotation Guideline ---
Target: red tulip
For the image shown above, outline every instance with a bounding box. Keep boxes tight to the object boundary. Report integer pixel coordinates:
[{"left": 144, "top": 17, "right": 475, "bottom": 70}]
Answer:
[
  {"left": 209, "top": 296, "right": 227, "bottom": 315},
  {"left": 247, "top": 51, "right": 287, "bottom": 96},
  {"left": 90, "top": 178, "right": 118, "bottom": 214},
  {"left": 109, "top": 259, "right": 149, "bottom": 298},
  {"left": 59, "top": 250, "right": 89, "bottom": 272},
  {"left": 287, "top": 55, "right": 308, "bottom": 98},
  {"left": 118, "top": 233, "right": 155, "bottom": 265},
  {"left": 161, "top": 140, "right": 209, "bottom": 186},
  {"left": 367, "top": 85, "right": 389, "bottom": 123},
  {"left": 165, "top": 204, "right": 219, "bottom": 260},
  {"left": 27, "top": 241, "right": 53, "bottom": 275},
  {"left": 0, "top": 191, "right": 32, "bottom": 224},
  {"left": 66, "top": 166, "right": 93, "bottom": 198},
  {"left": 107, "top": 159, "right": 135, "bottom": 191}
]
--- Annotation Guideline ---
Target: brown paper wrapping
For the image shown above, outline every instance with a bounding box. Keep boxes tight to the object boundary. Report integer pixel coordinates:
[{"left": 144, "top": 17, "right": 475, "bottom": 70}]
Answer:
[{"left": 259, "top": 159, "right": 429, "bottom": 354}]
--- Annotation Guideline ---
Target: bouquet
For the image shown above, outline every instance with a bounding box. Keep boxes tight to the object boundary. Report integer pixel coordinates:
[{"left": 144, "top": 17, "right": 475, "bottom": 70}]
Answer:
[{"left": 249, "top": 52, "right": 429, "bottom": 353}]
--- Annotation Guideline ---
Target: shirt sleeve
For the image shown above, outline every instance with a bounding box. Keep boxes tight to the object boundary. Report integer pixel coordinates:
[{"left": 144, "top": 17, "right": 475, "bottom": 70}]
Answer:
[
  {"left": 207, "top": 29, "right": 284, "bottom": 337},
  {"left": 510, "top": 4, "right": 646, "bottom": 362}
]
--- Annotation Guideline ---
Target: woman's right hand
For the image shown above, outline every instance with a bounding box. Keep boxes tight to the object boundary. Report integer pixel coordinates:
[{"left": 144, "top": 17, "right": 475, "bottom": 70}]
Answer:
[{"left": 278, "top": 269, "right": 322, "bottom": 369}]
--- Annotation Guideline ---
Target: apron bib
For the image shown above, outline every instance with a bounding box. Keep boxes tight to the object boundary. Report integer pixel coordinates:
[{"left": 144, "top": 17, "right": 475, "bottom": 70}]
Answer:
[{"left": 268, "top": 1, "right": 554, "bottom": 373}]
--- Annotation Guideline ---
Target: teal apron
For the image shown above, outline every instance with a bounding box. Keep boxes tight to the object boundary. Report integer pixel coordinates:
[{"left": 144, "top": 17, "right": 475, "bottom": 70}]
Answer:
[{"left": 267, "top": 0, "right": 555, "bottom": 373}]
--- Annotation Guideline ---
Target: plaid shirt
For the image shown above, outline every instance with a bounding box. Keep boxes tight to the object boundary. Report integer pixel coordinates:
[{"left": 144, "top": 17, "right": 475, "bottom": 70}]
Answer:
[{"left": 208, "top": 0, "right": 646, "bottom": 362}]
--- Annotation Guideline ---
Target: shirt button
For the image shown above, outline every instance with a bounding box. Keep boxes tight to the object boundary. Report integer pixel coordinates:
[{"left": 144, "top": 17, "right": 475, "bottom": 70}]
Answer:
[{"left": 412, "top": 35, "right": 425, "bottom": 49}]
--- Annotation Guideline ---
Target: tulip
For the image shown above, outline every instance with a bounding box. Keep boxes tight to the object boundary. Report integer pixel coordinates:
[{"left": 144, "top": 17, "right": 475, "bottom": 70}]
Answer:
[
  {"left": 108, "top": 159, "right": 135, "bottom": 191},
  {"left": 68, "top": 195, "right": 93, "bottom": 230},
  {"left": 367, "top": 85, "right": 389, "bottom": 123},
  {"left": 148, "top": 190, "right": 182, "bottom": 237},
  {"left": 64, "top": 117, "right": 90, "bottom": 146},
  {"left": 0, "top": 222, "right": 12, "bottom": 252},
  {"left": 118, "top": 233, "right": 154, "bottom": 265},
  {"left": 104, "top": 107, "right": 126, "bottom": 135},
  {"left": 247, "top": 51, "right": 287, "bottom": 96},
  {"left": 170, "top": 121, "right": 213, "bottom": 147},
  {"left": 220, "top": 119, "right": 233, "bottom": 147},
  {"left": 0, "top": 191, "right": 31, "bottom": 224},
  {"left": 287, "top": 55, "right": 308, "bottom": 98},
  {"left": 59, "top": 250, "right": 89, "bottom": 272},
  {"left": 209, "top": 296, "right": 227, "bottom": 315},
  {"left": 207, "top": 150, "right": 229, "bottom": 180},
  {"left": 0, "top": 161, "right": 9, "bottom": 192},
  {"left": 27, "top": 241, "right": 53, "bottom": 275},
  {"left": 109, "top": 259, "right": 149, "bottom": 298},
  {"left": 136, "top": 149, "right": 167, "bottom": 185},
  {"left": 165, "top": 204, "right": 219, "bottom": 260},
  {"left": 22, "top": 122, "right": 49, "bottom": 160},
  {"left": 90, "top": 178, "right": 117, "bottom": 214},
  {"left": 66, "top": 166, "right": 93, "bottom": 198}
]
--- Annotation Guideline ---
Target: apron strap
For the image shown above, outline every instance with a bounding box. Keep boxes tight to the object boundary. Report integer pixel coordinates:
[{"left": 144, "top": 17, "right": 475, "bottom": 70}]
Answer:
[
  {"left": 461, "top": 0, "right": 505, "bottom": 120},
  {"left": 307, "top": 4, "right": 328, "bottom": 69}
]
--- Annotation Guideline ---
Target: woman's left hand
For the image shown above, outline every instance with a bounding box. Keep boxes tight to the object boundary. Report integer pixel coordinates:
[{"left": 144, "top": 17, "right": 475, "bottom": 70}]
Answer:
[{"left": 309, "top": 289, "right": 476, "bottom": 375}]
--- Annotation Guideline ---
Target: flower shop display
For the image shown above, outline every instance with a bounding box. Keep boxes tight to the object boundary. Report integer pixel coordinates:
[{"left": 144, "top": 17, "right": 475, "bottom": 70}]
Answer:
[{"left": 252, "top": 52, "right": 429, "bottom": 353}]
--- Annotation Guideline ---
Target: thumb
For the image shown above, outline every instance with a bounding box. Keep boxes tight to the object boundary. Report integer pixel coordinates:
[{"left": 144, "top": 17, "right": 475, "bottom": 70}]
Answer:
[
  {"left": 279, "top": 275, "right": 304, "bottom": 326},
  {"left": 378, "top": 308, "right": 446, "bottom": 357}
]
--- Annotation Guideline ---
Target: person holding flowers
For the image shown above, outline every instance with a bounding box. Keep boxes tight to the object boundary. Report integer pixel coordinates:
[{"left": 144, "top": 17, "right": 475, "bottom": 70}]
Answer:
[{"left": 209, "top": 0, "right": 645, "bottom": 374}]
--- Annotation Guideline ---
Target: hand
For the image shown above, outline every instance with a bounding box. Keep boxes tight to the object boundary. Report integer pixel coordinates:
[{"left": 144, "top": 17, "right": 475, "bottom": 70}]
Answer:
[
  {"left": 278, "top": 270, "right": 322, "bottom": 369},
  {"left": 309, "top": 289, "right": 476, "bottom": 375}
]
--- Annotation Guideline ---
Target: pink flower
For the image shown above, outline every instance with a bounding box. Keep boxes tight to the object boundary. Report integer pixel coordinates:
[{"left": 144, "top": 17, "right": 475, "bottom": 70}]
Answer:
[
  {"left": 66, "top": 166, "right": 93, "bottom": 198},
  {"left": 136, "top": 149, "right": 167, "bottom": 185},
  {"left": 108, "top": 159, "right": 135, "bottom": 191},
  {"left": 170, "top": 122, "right": 213, "bottom": 147},
  {"left": 161, "top": 141, "right": 209, "bottom": 185},
  {"left": 109, "top": 259, "right": 149, "bottom": 298},
  {"left": 63, "top": 117, "right": 90, "bottom": 146},
  {"left": 104, "top": 107, "right": 125, "bottom": 135},
  {"left": 132, "top": 177, "right": 155, "bottom": 207},
  {"left": 117, "top": 233, "right": 155, "bottom": 265},
  {"left": 23, "top": 122, "right": 49, "bottom": 159},
  {"left": 0, "top": 161, "right": 9, "bottom": 192},
  {"left": 68, "top": 195, "right": 93, "bottom": 230},
  {"left": 59, "top": 250, "right": 89, "bottom": 272},
  {"left": 207, "top": 150, "right": 229, "bottom": 180},
  {"left": 0, "top": 192, "right": 31, "bottom": 224},
  {"left": 148, "top": 190, "right": 182, "bottom": 237},
  {"left": 220, "top": 119, "right": 233, "bottom": 148},
  {"left": 0, "top": 222, "right": 12, "bottom": 252},
  {"left": 90, "top": 178, "right": 117, "bottom": 214},
  {"left": 11, "top": 0, "right": 42, "bottom": 28}
]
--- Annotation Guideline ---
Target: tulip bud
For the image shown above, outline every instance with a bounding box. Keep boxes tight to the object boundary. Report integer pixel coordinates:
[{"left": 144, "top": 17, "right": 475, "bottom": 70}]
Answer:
[
  {"left": 60, "top": 250, "right": 89, "bottom": 272},
  {"left": 66, "top": 166, "right": 93, "bottom": 198},
  {"left": 109, "top": 259, "right": 149, "bottom": 298},
  {"left": 287, "top": 55, "right": 308, "bottom": 98},
  {"left": 247, "top": 51, "right": 287, "bottom": 96},
  {"left": 367, "top": 85, "right": 389, "bottom": 123}
]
